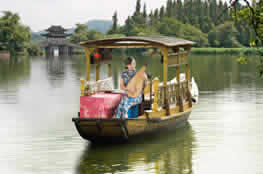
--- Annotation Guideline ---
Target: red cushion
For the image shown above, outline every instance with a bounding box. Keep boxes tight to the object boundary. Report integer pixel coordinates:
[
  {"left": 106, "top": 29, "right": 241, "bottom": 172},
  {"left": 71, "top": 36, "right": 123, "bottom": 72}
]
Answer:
[{"left": 80, "top": 93, "right": 123, "bottom": 119}]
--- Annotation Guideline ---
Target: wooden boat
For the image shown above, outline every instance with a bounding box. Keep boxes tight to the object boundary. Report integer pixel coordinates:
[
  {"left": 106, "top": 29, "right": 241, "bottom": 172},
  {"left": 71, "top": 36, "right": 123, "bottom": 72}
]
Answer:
[{"left": 72, "top": 36, "right": 198, "bottom": 143}]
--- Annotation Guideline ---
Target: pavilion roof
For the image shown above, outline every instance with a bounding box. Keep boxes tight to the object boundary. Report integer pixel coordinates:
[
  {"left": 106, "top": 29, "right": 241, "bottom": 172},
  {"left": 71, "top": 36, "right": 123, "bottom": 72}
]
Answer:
[{"left": 45, "top": 25, "right": 67, "bottom": 32}]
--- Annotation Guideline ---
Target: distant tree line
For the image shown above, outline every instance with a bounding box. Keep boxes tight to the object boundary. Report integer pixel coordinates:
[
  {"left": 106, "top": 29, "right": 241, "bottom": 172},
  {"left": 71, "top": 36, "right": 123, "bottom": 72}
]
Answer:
[
  {"left": 1, "top": 0, "right": 261, "bottom": 58},
  {"left": 107, "top": 0, "right": 255, "bottom": 48}
]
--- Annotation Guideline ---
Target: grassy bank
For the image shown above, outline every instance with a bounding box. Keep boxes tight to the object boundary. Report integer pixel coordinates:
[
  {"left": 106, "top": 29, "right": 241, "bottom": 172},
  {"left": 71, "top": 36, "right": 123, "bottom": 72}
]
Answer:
[{"left": 191, "top": 47, "right": 263, "bottom": 55}]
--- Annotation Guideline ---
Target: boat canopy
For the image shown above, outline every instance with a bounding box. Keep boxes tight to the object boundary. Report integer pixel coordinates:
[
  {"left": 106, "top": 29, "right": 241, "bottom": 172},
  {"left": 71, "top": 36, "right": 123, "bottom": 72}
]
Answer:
[
  {"left": 80, "top": 35, "right": 195, "bottom": 116},
  {"left": 80, "top": 35, "right": 195, "bottom": 49},
  {"left": 80, "top": 35, "right": 195, "bottom": 102}
]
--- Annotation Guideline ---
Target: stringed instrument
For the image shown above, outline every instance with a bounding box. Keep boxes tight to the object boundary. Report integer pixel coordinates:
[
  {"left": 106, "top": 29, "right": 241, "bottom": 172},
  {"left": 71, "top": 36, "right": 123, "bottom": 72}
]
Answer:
[
  {"left": 126, "top": 65, "right": 147, "bottom": 97},
  {"left": 126, "top": 49, "right": 159, "bottom": 98}
]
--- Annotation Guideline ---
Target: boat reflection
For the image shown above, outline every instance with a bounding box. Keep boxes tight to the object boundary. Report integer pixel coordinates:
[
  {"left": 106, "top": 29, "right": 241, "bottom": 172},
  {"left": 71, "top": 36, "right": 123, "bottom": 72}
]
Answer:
[{"left": 76, "top": 123, "right": 195, "bottom": 174}]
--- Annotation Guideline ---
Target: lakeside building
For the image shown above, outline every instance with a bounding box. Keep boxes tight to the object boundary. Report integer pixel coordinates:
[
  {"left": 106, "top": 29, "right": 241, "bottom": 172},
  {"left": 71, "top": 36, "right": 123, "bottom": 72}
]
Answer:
[{"left": 40, "top": 25, "right": 79, "bottom": 56}]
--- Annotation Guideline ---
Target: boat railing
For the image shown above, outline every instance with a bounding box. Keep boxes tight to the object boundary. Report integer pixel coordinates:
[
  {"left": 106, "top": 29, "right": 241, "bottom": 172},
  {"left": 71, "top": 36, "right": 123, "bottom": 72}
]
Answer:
[
  {"left": 157, "top": 80, "right": 191, "bottom": 107},
  {"left": 144, "top": 74, "right": 193, "bottom": 112},
  {"left": 81, "top": 73, "right": 193, "bottom": 113}
]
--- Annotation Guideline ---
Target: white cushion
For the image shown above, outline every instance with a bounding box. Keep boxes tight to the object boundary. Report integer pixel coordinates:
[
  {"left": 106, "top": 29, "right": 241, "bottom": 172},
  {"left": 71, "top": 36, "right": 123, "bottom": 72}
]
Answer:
[{"left": 86, "top": 77, "right": 113, "bottom": 93}]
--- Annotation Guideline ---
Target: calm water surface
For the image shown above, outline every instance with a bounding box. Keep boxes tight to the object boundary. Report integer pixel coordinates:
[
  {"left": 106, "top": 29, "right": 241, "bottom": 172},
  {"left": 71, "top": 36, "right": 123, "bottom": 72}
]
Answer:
[{"left": 0, "top": 54, "right": 263, "bottom": 174}]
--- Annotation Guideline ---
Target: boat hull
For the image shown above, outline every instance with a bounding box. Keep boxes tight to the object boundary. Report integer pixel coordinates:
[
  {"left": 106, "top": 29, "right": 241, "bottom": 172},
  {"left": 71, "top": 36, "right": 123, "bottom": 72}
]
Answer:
[{"left": 72, "top": 108, "right": 192, "bottom": 143}]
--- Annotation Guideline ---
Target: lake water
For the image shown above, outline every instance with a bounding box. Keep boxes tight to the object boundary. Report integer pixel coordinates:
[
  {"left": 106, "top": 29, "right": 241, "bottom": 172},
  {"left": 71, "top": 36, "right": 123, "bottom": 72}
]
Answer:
[{"left": 0, "top": 53, "right": 263, "bottom": 174}]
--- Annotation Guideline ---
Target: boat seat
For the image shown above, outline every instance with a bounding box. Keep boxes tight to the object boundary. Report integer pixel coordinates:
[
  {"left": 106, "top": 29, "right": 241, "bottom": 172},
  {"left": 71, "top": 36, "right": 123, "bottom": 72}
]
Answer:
[
  {"left": 128, "top": 105, "right": 138, "bottom": 118},
  {"left": 84, "top": 77, "right": 113, "bottom": 95},
  {"left": 80, "top": 92, "right": 124, "bottom": 119}
]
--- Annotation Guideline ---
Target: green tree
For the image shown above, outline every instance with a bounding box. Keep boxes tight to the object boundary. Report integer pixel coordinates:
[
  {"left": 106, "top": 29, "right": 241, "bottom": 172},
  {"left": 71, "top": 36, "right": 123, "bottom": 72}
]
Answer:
[
  {"left": 112, "top": 11, "right": 118, "bottom": 33},
  {"left": 25, "top": 42, "right": 43, "bottom": 56},
  {"left": 159, "top": 17, "right": 208, "bottom": 47},
  {"left": 231, "top": 0, "right": 263, "bottom": 75},
  {"left": 184, "top": 0, "right": 194, "bottom": 24},
  {"left": 233, "top": 0, "right": 263, "bottom": 46},
  {"left": 154, "top": 8, "right": 159, "bottom": 20},
  {"left": 209, "top": 0, "right": 217, "bottom": 21},
  {"left": 223, "top": 2, "right": 230, "bottom": 20},
  {"left": 142, "top": 3, "right": 147, "bottom": 25},
  {"left": 71, "top": 24, "right": 89, "bottom": 43},
  {"left": 166, "top": 0, "right": 173, "bottom": 17},
  {"left": 208, "top": 21, "right": 242, "bottom": 47},
  {"left": 172, "top": 0, "right": 177, "bottom": 17},
  {"left": 200, "top": 16, "right": 214, "bottom": 33},
  {"left": 176, "top": 0, "right": 183, "bottom": 21},
  {"left": 71, "top": 24, "right": 102, "bottom": 43},
  {"left": 132, "top": 0, "right": 145, "bottom": 26},
  {"left": 108, "top": 11, "right": 118, "bottom": 34},
  {"left": 119, "top": 16, "right": 137, "bottom": 36},
  {"left": 143, "top": 3, "right": 147, "bottom": 18},
  {"left": 0, "top": 11, "right": 31, "bottom": 55},
  {"left": 203, "top": 0, "right": 209, "bottom": 17},
  {"left": 159, "top": 6, "right": 165, "bottom": 20},
  {"left": 87, "top": 30, "right": 103, "bottom": 40},
  {"left": 135, "top": 0, "right": 141, "bottom": 16},
  {"left": 194, "top": 0, "right": 203, "bottom": 17}
]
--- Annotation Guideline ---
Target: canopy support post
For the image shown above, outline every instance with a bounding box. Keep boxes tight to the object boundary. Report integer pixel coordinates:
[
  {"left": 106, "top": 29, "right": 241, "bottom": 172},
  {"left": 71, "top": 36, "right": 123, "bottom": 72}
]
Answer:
[
  {"left": 108, "top": 64, "right": 111, "bottom": 77},
  {"left": 161, "top": 47, "right": 170, "bottom": 116},
  {"left": 185, "top": 64, "right": 192, "bottom": 107},
  {"left": 96, "top": 63, "right": 100, "bottom": 81},
  {"left": 84, "top": 47, "right": 94, "bottom": 81},
  {"left": 152, "top": 77, "right": 159, "bottom": 112},
  {"left": 176, "top": 66, "right": 183, "bottom": 112},
  {"left": 184, "top": 46, "right": 192, "bottom": 107},
  {"left": 80, "top": 78, "right": 85, "bottom": 96}
]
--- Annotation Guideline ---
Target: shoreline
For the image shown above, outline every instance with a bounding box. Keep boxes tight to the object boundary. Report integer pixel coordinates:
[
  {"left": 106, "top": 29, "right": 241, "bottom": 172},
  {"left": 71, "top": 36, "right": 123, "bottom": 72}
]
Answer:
[{"left": 190, "top": 47, "right": 263, "bottom": 55}]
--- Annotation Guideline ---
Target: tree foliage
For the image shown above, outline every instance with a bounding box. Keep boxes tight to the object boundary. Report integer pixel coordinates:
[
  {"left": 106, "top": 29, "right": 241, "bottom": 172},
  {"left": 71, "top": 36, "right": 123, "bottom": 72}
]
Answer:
[
  {"left": 107, "top": 11, "right": 118, "bottom": 34},
  {"left": 208, "top": 21, "right": 242, "bottom": 47},
  {"left": 135, "top": 0, "right": 141, "bottom": 16},
  {"left": 0, "top": 11, "right": 31, "bottom": 55},
  {"left": 25, "top": 42, "right": 43, "bottom": 56},
  {"left": 230, "top": 0, "right": 263, "bottom": 76},
  {"left": 160, "top": 18, "right": 208, "bottom": 47},
  {"left": 71, "top": 24, "right": 89, "bottom": 43},
  {"left": 108, "top": 0, "right": 254, "bottom": 48},
  {"left": 233, "top": 0, "right": 263, "bottom": 46},
  {"left": 71, "top": 24, "right": 103, "bottom": 43}
]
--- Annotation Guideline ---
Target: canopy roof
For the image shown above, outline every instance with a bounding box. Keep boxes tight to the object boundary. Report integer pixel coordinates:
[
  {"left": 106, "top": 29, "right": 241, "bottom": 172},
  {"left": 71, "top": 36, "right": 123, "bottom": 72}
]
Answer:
[
  {"left": 41, "top": 25, "right": 71, "bottom": 38},
  {"left": 80, "top": 35, "right": 195, "bottom": 48}
]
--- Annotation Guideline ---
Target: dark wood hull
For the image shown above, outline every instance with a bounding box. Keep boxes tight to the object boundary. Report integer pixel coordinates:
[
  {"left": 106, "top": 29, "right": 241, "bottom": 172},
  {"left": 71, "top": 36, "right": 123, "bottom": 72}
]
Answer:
[{"left": 72, "top": 108, "right": 192, "bottom": 143}]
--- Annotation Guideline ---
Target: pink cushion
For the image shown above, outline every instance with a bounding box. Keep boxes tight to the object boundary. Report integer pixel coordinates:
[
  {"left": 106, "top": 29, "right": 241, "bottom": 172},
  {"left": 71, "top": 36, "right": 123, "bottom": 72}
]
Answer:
[{"left": 80, "top": 93, "right": 123, "bottom": 119}]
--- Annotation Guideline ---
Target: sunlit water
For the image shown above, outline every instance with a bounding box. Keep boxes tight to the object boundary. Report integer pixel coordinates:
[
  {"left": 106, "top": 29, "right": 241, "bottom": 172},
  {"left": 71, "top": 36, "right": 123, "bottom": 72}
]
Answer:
[{"left": 0, "top": 54, "right": 263, "bottom": 174}]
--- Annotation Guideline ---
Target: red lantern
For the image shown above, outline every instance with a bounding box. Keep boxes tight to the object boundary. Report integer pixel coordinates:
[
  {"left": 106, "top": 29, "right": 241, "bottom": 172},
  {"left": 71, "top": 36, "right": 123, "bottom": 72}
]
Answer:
[{"left": 94, "top": 53, "right": 100, "bottom": 59}]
